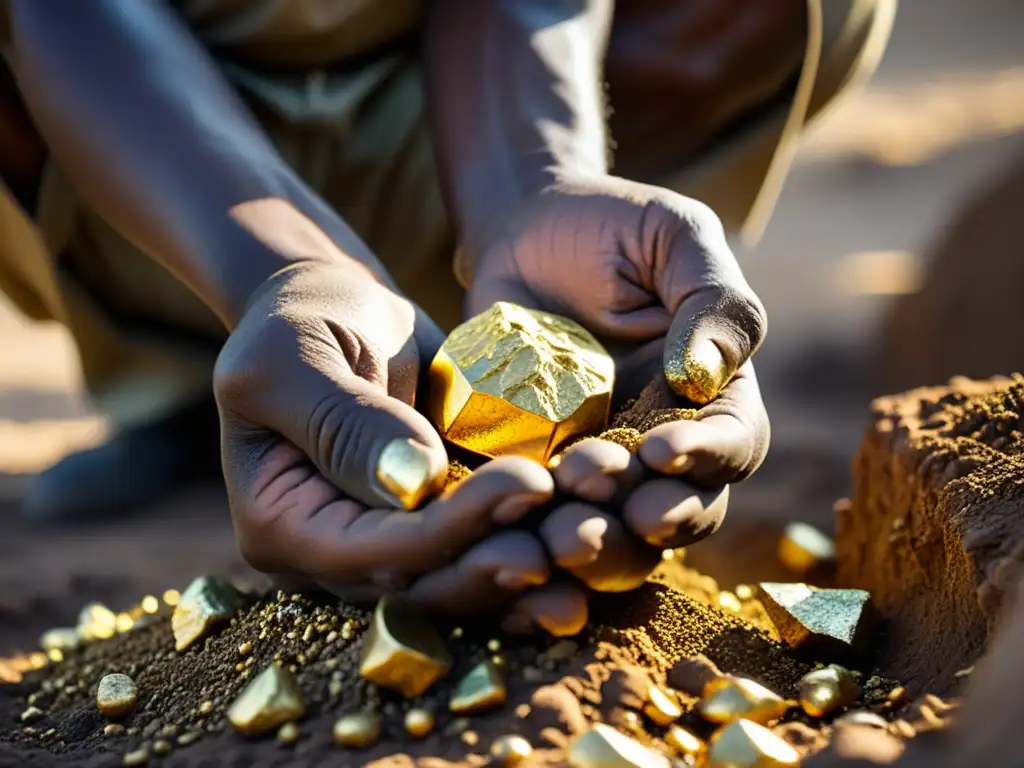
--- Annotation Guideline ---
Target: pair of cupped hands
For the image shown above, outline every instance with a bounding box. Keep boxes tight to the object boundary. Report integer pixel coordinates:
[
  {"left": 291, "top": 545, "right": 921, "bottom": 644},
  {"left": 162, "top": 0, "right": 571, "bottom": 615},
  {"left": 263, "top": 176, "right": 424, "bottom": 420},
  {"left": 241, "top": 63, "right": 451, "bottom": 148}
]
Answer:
[{"left": 213, "top": 174, "right": 770, "bottom": 637}]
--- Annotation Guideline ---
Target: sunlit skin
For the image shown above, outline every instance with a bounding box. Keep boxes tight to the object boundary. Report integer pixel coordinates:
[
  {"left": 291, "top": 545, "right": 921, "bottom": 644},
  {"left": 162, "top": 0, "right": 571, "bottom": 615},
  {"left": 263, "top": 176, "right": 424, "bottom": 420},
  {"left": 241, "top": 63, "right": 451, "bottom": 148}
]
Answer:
[{"left": 2, "top": 0, "right": 793, "bottom": 635}]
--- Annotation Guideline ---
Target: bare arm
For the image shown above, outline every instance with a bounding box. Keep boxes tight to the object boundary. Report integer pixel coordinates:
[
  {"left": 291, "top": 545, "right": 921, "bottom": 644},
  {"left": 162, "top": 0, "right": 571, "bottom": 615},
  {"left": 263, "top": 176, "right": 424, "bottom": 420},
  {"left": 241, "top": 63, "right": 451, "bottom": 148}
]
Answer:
[
  {"left": 8, "top": 0, "right": 391, "bottom": 329},
  {"left": 423, "top": 0, "right": 614, "bottom": 275}
]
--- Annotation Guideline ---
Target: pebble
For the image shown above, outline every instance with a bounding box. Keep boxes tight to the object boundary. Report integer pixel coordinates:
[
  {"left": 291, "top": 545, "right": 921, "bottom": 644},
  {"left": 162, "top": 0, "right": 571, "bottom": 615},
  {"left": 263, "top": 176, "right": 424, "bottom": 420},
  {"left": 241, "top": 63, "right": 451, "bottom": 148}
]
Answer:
[
  {"left": 277, "top": 722, "right": 301, "bottom": 744},
  {"left": 122, "top": 749, "right": 149, "bottom": 766},
  {"left": 198, "top": 700, "right": 214, "bottom": 716},
  {"left": 20, "top": 707, "right": 43, "bottom": 723},
  {"left": 97, "top": 674, "right": 138, "bottom": 718},
  {"left": 490, "top": 734, "right": 534, "bottom": 766},
  {"left": 332, "top": 712, "right": 381, "bottom": 749},
  {"left": 104, "top": 724, "right": 125, "bottom": 737},
  {"left": 177, "top": 731, "right": 201, "bottom": 746},
  {"left": 152, "top": 740, "right": 172, "bottom": 756}
]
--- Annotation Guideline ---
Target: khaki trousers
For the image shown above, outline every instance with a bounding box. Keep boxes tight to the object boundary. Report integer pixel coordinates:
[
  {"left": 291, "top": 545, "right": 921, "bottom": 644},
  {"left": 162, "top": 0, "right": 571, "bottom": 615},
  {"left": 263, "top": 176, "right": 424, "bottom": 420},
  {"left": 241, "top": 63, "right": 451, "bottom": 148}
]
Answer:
[{"left": 0, "top": 0, "right": 895, "bottom": 429}]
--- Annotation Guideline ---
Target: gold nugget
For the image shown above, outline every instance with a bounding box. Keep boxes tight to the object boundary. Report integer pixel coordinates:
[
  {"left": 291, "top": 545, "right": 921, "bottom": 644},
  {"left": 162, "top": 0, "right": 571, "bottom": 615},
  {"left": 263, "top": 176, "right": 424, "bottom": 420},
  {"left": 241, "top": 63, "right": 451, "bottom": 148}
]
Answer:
[
  {"left": 227, "top": 665, "right": 304, "bottom": 736},
  {"left": 665, "top": 726, "right": 704, "bottom": 761},
  {"left": 77, "top": 603, "right": 117, "bottom": 643},
  {"left": 490, "top": 734, "right": 534, "bottom": 766},
  {"left": 798, "top": 665, "right": 861, "bottom": 718},
  {"left": 333, "top": 712, "right": 381, "bottom": 749},
  {"left": 359, "top": 597, "right": 451, "bottom": 698},
  {"left": 450, "top": 660, "right": 506, "bottom": 715},
  {"left": 643, "top": 686, "right": 682, "bottom": 726},
  {"left": 96, "top": 674, "right": 137, "bottom": 718},
  {"left": 699, "top": 676, "right": 790, "bottom": 725},
  {"left": 705, "top": 719, "right": 800, "bottom": 768},
  {"left": 172, "top": 576, "right": 246, "bottom": 652},
  {"left": 567, "top": 724, "right": 670, "bottom": 768},
  {"left": 426, "top": 302, "right": 615, "bottom": 463},
  {"left": 404, "top": 707, "right": 435, "bottom": 739}
]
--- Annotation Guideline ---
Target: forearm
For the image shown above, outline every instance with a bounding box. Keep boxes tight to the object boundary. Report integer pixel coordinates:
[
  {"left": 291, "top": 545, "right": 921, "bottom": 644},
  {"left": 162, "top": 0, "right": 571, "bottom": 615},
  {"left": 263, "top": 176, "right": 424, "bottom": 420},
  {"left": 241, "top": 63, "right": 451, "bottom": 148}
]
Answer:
[
  {"left": 424, "top": 0, "right": 613, "bottom": 258},
  {"left": 9, "top": 0, "right": 390, "bottom": 329}
]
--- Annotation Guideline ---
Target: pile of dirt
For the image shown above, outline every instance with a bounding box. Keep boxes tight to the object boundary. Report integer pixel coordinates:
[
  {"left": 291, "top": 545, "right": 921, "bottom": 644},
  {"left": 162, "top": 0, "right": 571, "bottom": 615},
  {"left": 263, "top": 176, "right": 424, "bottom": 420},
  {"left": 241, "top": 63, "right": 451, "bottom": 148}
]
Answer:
[
  {"left": 0, "top": 563, "right": 913, "bottom": 768},
  {"left": 837, "top": 374, "right": 1024, "bottom": 697}
]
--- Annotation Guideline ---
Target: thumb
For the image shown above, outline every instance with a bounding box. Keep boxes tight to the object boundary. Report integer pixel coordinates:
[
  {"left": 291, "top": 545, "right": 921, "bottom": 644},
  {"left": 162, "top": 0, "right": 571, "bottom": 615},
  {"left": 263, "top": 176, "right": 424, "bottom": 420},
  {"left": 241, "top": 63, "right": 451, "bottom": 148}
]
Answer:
[{"left": 656, "top": 209, "right": 767, "bottom": 404}]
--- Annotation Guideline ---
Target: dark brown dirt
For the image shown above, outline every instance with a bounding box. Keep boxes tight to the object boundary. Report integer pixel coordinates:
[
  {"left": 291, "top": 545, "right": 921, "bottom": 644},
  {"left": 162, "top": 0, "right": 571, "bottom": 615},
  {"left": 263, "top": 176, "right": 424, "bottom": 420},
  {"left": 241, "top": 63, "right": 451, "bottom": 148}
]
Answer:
[{"left": 836, "top": 374, "right": 1024, "bottom": 697}]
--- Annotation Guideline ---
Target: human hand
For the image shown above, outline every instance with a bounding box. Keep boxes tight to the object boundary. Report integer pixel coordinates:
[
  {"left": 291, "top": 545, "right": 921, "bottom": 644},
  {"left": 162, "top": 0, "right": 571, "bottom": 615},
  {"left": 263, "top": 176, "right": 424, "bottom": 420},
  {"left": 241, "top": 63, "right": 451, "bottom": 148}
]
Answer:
[
  {"left": 213, "top": 259, "right": 589, "bottom": 629},
  {"left": 464, "top": 174, "right": 770, "bottom": 598}
]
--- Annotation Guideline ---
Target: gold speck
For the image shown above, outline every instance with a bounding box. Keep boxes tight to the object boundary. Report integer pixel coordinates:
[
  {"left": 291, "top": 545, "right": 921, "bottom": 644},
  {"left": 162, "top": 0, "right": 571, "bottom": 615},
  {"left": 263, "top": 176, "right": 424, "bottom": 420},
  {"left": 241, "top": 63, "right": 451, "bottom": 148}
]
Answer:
[
  {"left": 104, "top": 724, "right": 125, "bottom": 737},
  {"left": 405, "top": 708, "right": 435, "bottom": 739},
  {"left": 450, "top": 661, "right": 507, "bottom": 715},
  {"left": 736, "top": 584, "right": 755, "bottom": 601},
  {"left": 887, "top": 686, "right": 906, "bottom": 704},
  {"left": 332, "top": 712, "right": 381, "bottom": 749},
  {"left": 490, "top": 734, "right": 534, "bottom": 767},
  {"left": 47, "top": 649, "right": 63, "bottom": 664},
  {"left": 115, "top": 614, "right": 134, "bottom": 634},
  {"left": 77, "top": 603, "right": 117, "bottom": 643},
  {"left": 198, "top": 701, "right": 214, "bottom": 716},
  {"left": 487, "top": 639, "right": 502, "bottom": 653},
  {"left": 96, "top": 674, "right": 138, "bottom": 718},
  {"left": 277, "top": 722, "right": 301, "bottom": 744},
  {"left": 797, "top": 665, "right": 861, "bottom": 718},
  {"left": 162, "top": 589, "right": 181, "bottom": 607},
  {"left": 141, "top": 596, "right": 160, "bottom": 614},
  {"left": 20, "top": 707, "right": 43, "bottom": 723},
  {"left": 451, "top": 627, "right": 464, "bottom": 639},
  {"left": 39, "top": 628, "right": 80, "bottom": 654},
  {"left": 717, "top": 591, "right": 742, "bottom": 612},
  {"left": 152, "top": 740, "right": 172, "bottom": 756},
  {"left": 954, "top": 666, "right": 974, "bottom": 678},
  {"left": 661, "top": 549, "right": 675, "bottom": 561},
  {"left": 238, "top": 642, "right": 252, "bottom": 656}
]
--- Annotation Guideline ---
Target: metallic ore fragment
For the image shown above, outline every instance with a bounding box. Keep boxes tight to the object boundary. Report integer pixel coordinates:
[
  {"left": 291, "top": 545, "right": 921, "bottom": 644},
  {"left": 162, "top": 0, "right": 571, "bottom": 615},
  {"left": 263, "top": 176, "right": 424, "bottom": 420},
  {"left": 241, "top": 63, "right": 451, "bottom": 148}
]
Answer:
[
  {"left": 172, "top": 576, "right": 246, "bottom": 652},
  {"left": 227, "top": 665, "right": 304, "bottom": 736},
  {"left": 756, "top": 583, "right": 873, "bottom": 658},
  {"left": 567, "top": 723, "right": 670, "bottom": 768},
  {"left": 359, "top": 597, "right": 451, "bottom": 698},
  {"left": 705, "top": 719, "right": 801, "bottom": 768}
]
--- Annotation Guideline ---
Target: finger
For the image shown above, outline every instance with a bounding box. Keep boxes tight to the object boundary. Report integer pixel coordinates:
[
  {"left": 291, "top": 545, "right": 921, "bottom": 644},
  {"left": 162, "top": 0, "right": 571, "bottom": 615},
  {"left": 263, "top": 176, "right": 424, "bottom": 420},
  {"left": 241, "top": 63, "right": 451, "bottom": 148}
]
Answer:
[
  {"left": 550, "top": 439, "right": 643, "bottom": 503},
  {"left": 656, "top": 208, "right": 767, "bottom": 404},
  {"left": 623, "top": 478, "right": 729, "bottom": 549},
  {"left": 638, "top": 362, "right": 769, "bottom": 485},
  {"left": 404, "top": 530, "right": 550, "bottom": 615},
  {"left": 503, "top": 582, "right": 590, "bottom": 637},
  {"left": 539, "top": 503, "right": 661, "bottom": 592},
  {"left": 234, "top": 443, "right": 553, "bottom": 583}
]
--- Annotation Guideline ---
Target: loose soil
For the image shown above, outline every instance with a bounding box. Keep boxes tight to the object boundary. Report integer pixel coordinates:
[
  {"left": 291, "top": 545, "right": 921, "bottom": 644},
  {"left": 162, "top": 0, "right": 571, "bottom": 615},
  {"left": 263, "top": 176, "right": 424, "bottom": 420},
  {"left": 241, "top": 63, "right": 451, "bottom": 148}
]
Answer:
[{"left": 0, "top": 376, "right": 915, "bottom": 768}]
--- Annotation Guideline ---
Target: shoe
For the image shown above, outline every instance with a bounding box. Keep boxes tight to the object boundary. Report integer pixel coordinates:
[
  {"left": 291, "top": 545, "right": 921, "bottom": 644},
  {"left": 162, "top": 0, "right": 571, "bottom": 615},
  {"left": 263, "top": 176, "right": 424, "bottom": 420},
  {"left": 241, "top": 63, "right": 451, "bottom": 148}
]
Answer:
[{"left": 21, "top": 397, "right": 222, "bottom": 524}]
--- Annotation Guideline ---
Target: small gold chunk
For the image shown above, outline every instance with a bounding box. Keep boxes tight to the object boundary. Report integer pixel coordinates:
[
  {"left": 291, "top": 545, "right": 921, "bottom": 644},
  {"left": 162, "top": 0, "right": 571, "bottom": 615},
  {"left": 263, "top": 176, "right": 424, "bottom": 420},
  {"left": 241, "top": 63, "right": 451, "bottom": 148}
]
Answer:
[
  {"left": 77, "top": 603, "right": 117, "bottom": 642},
  {"left": 567, "top": 723, "right": 670, "bottom": 768},
  {"left": 404, "top": 707, "right": 435, "bottom": 739},
  {"left": 450, "top": 660, "right": 507, "bottom": 715},
  {"left": 642, "top": 686, "right": 681, "bottom": 726},
  {"left": 162, "top": 589, "right": 180, "bottom": 607},
  {"left": 122, "top": 749, "right": 149, "bottom": 767},
  {"left": 227, "top": 665, "right": 304, "bottom": 736},
  {"left": 698, "top": 677, "right": 790, "bottom": 725},
  {"left": 359, "top": 597, "right": 451, "bottom": 698},
  {"left": 40, "top": 628, "right": 79, "bottom": 654},
  {"left": 756, "top": 583, "right": 872, "bottom": 658},
  {"left": 172, "top": 576, "right": 246, "bottom": 652},
  {"left": 490, "top": 734, "right": 534, "bottom": 766},
  {"left": 797, "top": 665, "right": 861, "bottom": 718},
  {"left": 665, "top": 726, "right": 704, "bottom": 760},
  {"left": 705, "top": 719, "right": 801, "bottom": 768},
  {"left": 277, "top": 722, "right": 301, "bottom": 744},
  {"left": 778, "top": 523, "right": 836, "bottom": 574},
  {"left": 96, "top": 674, "right": 138, "bottom": 718},
  {"left": 332, "top": 712, "right": 381, "bottom": 749},
  {"left": 426, "top": 302, "right": 615, "bottom": 463},
  {"left": 141, "top": 596, "right": 160, "bottom": 614}
]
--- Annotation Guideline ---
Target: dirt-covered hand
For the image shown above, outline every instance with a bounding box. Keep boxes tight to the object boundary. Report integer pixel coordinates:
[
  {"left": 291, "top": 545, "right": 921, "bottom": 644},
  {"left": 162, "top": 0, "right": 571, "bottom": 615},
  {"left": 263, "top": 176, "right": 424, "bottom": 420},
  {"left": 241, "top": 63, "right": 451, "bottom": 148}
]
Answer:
[
  {"left": 214, "top": 260, "right": 563, "bottom": 617},
  {"left": 464, "top": 174, "right": 770, "bottom": 593}
]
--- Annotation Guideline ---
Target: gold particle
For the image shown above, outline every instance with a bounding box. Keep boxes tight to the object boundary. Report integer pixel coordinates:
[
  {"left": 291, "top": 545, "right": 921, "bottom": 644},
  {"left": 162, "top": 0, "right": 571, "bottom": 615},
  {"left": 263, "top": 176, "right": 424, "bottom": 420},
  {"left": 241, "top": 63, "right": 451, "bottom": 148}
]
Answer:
[
  {"left": 39, "top": 628, "right": 80, "bottom": 654},
  {"left": 887, "top": 686, "right": 907, "bottom": 704},
  {"left": 665, "top": 726, "right": 705, "bottom": 759},
  {"left": 277, "top": 722, "right": 301, "bottom": 744},
  {"left": 462, "top": 730, "right": 479, "bottom": 746},
  {"left": 20, "top": 707, "right": 43, "bottom": 723},
  {"left": 359, "top": 597, "right": 451, "bottom": 698},
  {"left": 405, "top": 708, "right": 435, "bottom": 739},
  {"left": 122, "top": 749, "right": 149, "bottom": 767},
  {"left": 162, "top": 589, "right": 181, "bottom": 607},
  {"left": 736, "top": 585, "right": 755, "bottom": 601},
  {"left": 152, "top": 740, "right": 172, "bottom": 756},
  {"left": 705, "top": 719, "right": 800, "bottom": 768},
  {"left": 47, "top": 649, "right": 63, "bottom": 664},
  {"left": 141, "top": 596, "right": 160, "bottom": 615},
  {"left": 332, "top": 712, "right": 381, "bottom": 749},
  {"left": 198, "top": 700, "right": 214, "bottom": 716},
  {"left": 487, "top": 639, "right": 502, "bottom": 653},
  {"left": 115, "top": 614, "right": 134, "bottom": 634},
  {"left": 797, "top": 665, "right": 861, "bottom": 718},
  {"left": 643, "top": 686, "right": 682, "bottom": 726},
  {"left": 104, "top": 724, "right": 125, "bottom": 737},
  {"left": 567, "top": 723, "right": 669, "bottom": 768},
  {"left": 238, "top": 642, "right": 252, "bottom": 656},
  {"left": 717, "top": 591, "right": 742, "bottom": 612},
  {"left": 662, "top": 549, "right": 675, "bottom": 561},
  {"left": 451, "top": 627, "right": 464, "bottom": 639},
  {"left": 699, "top": 677, "right": 790, "bottom": 726},
  {"left": 490, "top": 734, "right": 534, "bottom": 767}
]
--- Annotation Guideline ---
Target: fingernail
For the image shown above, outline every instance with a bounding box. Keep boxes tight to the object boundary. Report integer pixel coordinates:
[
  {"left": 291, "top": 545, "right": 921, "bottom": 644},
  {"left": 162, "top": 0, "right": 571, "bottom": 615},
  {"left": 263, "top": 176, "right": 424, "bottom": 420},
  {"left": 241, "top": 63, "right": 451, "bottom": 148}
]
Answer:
[
  {"left": 664, "top": 337, "right": 729, "bottom": 405},
  {"left": 375, "top": 438, "right": 445, "bottom": 510},
  {"left": 495, "top": 569, "right": 547, "bottom": 590},
  {"left": 493, "top": 493, "right": 547, "bottom": 525}
]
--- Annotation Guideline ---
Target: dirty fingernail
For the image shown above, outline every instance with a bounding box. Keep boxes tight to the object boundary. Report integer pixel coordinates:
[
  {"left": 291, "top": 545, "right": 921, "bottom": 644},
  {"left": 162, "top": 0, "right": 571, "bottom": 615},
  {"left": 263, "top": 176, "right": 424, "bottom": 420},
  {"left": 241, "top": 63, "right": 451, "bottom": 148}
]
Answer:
[
  {"left": 665, "top": 337, "right": 729, "bottom": 405},
  {"left": 375, "top": 438, "right": 446, "bottom": 510}
]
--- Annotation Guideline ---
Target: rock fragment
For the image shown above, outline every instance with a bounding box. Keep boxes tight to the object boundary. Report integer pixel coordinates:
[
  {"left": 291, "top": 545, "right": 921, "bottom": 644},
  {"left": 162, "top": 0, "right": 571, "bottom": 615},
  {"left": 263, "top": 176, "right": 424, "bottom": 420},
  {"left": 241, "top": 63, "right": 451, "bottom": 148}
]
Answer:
[
  {"left": 450, "top": 660, "right": 507, "bottom": 715},
  {"left": 332, "top": 712, "right": 381, "bottom": 749},
  {"left": 567, "top": 723, "right": 670, "bottom": 768},
  {"left": 227, "top": 665, "right": 303, "bottom": 736},
  {"left": 756, "top": 582, "right": 872, "bottom": 658},
  {"left": 359, "top": 597, "right": 451, "bottom": 698},
  {"left": 171, "top": 576, "right": 246, "bottom": 652},
  {"left": 705, "top": 719, "right": 800, "bottom": 768},
  {"left": 96, "top": 674, "right": 138, "bottom": 718}
]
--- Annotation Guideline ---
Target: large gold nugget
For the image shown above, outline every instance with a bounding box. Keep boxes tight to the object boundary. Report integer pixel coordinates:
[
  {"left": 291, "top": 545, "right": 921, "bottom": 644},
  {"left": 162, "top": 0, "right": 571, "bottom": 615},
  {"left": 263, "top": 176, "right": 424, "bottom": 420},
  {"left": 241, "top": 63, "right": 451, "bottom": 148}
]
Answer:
[
  {"left": 705, "top": 719, "right": 801, "bottom": 768},
  {"left": 359, "top": 597, "right": 451, "bottom": 698},
  {"left": 698, "top": 677, "right": 790, "bottom": 726},
  {"left": 427, "top": 302, "right": 615, "bottom": 463}
]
